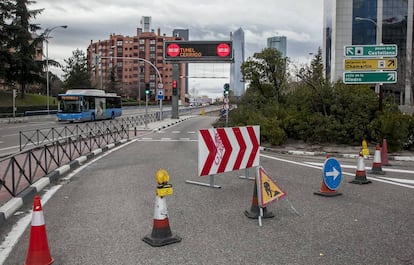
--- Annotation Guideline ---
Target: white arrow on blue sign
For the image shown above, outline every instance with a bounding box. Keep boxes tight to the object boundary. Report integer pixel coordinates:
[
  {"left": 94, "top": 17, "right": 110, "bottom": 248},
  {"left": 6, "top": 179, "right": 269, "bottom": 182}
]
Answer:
[
  {"left": 323, "top": 157, "right": 342, "bottom": 190},
  {"left": 157, "top": 89, "right": 164, "bottom": 100}
]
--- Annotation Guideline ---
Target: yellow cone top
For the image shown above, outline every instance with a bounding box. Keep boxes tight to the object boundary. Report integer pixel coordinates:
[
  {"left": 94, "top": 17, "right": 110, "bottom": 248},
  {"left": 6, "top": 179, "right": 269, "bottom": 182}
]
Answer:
[
  {"left": 362, "top": 139, "right": 370, "bottom": 157},
  {"left": 362, "top": 139, "right": 368, "bottom": 149},
  {"left": 156, "top": 169, "right": 169, "bottom": 185}
]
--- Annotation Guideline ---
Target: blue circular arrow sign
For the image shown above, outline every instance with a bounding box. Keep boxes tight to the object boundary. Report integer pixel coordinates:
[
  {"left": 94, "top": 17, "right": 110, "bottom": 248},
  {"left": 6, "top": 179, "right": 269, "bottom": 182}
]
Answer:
[{"left": 323, "top": 157, "right": 342, "bottom": 190}]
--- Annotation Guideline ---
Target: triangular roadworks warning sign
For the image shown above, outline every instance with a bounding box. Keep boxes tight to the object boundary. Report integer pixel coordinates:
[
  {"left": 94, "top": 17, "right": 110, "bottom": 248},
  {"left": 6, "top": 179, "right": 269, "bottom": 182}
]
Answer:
[{"left": 257, "top": 166, "right": 286, "bottom": 207}]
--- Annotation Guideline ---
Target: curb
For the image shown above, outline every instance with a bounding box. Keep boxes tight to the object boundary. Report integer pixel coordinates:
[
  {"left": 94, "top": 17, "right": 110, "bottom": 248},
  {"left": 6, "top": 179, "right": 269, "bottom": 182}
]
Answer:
[
  {"left": 0, "top": 139, "right": 129, "bottom": 226},
  {"left": 261, "top": 147, "right": 414, "bottom": 161},
  {"left": 152, "top": 116, "right": 192, "bottom": 131}
]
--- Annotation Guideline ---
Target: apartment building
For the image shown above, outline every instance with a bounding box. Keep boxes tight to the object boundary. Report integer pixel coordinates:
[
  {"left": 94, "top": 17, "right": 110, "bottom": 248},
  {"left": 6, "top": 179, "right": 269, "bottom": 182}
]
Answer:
[{"left": 88, "top": 20, "right": 187, "bottom": 102}]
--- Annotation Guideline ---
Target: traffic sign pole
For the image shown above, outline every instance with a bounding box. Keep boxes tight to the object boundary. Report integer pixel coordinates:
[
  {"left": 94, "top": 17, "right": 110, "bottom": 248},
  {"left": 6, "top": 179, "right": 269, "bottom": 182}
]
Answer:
[{"left": 158, "top": 83, "right": 164, "bottom": 121}]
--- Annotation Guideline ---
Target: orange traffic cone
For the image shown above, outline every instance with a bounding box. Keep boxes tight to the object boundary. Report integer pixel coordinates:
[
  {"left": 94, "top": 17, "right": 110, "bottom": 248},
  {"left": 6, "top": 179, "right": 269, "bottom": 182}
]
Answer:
[
  {"left": 25, "top": 195, "right": 54, "bottom": 265},
  {"left": 381, "top": 139, "right": 390, "bottom": 166},
  {"left": 314, "top": 154, "right": 342, "bottom": 197},
  {"left": 314, "top": 180, "right": 342, "bottom": 197},
  {"left": 350, "top": 152, "right": 372, "bottom": 184},
  {"left": 142, "top": 196, "right": 181, "bottom": 247},
  {"left": 369, "top": 144, "right": 386, "bottom": 175},
  {"left": 244, "top": 178, "right": 274, "bottom": 219}
]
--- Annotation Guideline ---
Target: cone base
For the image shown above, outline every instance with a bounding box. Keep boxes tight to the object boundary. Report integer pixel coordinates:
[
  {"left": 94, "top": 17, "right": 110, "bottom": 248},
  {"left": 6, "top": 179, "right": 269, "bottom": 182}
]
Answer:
[
  {"left": 314, "top": 191, "right": 342, "bottom": 197},
  {"left": 368, "top": 169, "right": 386, "bottom": 175},
  {"left": 244, "top": 209, "right": 275, "bottom": 219},
  {"left": 350, "top": 178, "right": 372, "bottom": 185},
  {"left": 25, "top": 256, "right": 54, "bottom": 265},
  {"left": 142, "top": 234, "right": 182, "bottom": 247}
]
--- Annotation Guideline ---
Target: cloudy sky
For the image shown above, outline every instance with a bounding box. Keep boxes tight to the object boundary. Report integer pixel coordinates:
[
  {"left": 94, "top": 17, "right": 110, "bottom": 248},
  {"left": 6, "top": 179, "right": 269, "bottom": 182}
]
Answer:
[{"left": 31, "top": 0, "right": 324, "bottom": 98}]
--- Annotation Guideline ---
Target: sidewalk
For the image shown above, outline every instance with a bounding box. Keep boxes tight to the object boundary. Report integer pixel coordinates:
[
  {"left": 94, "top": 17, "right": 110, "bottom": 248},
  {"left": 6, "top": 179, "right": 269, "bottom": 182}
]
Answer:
[
  {"left": 135, "top": 116, "right": 193, "bottom": 131},
  {"left": 262, "top": 141, "right": 414, "bottom": 161}
]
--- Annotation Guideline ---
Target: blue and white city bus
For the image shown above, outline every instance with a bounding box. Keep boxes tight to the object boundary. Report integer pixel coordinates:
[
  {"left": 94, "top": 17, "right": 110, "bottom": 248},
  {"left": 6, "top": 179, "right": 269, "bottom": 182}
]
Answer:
[{"left": 57, "top": 89, "right": 122, "bottom": 122}]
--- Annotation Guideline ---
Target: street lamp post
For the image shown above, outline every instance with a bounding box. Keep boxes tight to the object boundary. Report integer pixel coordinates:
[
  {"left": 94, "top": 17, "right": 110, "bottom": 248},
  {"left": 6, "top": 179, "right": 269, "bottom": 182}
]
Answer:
[
  {"left": 355, "top": 16, "right": 383, "bottom": 111},
  {"left": 44, "top": 25, "right": 67, "bottom": 113}
]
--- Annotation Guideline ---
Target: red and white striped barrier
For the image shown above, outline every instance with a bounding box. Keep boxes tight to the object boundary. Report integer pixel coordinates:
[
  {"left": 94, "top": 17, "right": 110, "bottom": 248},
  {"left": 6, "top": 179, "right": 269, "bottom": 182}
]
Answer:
[{"left": 198, "top": 126, "right": 260, "bottom": 176}]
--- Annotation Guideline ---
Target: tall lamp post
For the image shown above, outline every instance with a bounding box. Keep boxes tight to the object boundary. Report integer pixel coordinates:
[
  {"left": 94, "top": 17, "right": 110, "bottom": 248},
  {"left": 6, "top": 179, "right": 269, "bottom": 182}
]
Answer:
[
  {"left": 44, "top": 25, "right": 67, "bottom": 113},
  {"left": 355, "top": 16, "right": 383, "bottom": 111}
]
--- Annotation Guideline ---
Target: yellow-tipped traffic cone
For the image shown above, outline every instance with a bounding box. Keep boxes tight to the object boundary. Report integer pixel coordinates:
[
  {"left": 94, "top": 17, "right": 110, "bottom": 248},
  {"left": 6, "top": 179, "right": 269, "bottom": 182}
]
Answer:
[{"left": 350, "top": 152, "right": 372, "bottom": 184}]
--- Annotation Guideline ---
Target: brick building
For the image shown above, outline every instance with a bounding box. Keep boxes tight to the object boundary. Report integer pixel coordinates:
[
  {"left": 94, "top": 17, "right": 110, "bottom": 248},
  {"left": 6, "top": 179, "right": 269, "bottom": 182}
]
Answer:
[{"left": 88, "top": 19, "right": 187, "bottom": 103}]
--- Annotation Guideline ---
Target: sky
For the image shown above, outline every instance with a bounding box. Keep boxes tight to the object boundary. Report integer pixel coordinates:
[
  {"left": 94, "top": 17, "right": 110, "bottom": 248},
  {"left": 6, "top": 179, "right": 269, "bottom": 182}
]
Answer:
[{"left": 31, "top": 0, "right": 324, "bottom": 98}]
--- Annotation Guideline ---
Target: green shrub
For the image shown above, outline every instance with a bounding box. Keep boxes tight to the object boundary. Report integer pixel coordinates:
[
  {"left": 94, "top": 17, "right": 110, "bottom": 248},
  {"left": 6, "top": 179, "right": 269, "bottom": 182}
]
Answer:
[{"left": 368, "top": 112, "right": 412, "bottom": 152}]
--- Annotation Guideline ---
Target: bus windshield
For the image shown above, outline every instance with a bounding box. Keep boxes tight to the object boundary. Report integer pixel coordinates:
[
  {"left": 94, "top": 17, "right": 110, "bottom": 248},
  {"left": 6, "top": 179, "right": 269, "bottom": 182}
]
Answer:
[{"left": 58, "top": 96, "right": 82, "bottom": 113}]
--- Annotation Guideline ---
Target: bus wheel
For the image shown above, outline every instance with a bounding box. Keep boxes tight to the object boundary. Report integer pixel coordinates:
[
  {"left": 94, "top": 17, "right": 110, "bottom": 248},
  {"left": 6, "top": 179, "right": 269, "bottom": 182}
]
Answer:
[{"left": 91, "top": 113, "right": 95, "bottom": 121}]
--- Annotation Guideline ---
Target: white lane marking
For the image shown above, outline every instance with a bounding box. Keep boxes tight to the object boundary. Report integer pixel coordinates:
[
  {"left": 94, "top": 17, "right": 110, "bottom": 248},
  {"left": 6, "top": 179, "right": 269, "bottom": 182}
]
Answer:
[
  {"left": 0, "top": 185, "right": 61, "bottom": 265},
  {"left": 260, "top": 154, "right": 414, "bottom": 189},
  {"left": 304, "top": 162, "right": 414, "bottom": 175},
  {"left": 0, "top": 133, "right": 19, "bottom": 137},
  {"left": 137, "top": 138, "right": 197, "bottom": 142},
  {"left": 187, "top": 131, "right": 196, "bottom": 134},
  {"left": 377, "top": 177, "right": 414, "bottom": 185},
  {"left": 172, "top": 131, "right": 180, "bottom": 133},
  {"left": 0, "top": 145, "right": 21, "bottom": 151},
  {"left": 0, "top": 139, "right": 138, "bottom": 264}
]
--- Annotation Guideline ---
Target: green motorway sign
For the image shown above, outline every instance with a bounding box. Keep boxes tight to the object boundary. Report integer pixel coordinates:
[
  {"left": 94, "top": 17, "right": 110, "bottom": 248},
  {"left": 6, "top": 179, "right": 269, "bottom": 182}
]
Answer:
[
  {"left": 343, "top": 71, "right": 397, "bottom": 84},
  {"left": 344, "top": 45, "right": 397, "bottom": 58}
]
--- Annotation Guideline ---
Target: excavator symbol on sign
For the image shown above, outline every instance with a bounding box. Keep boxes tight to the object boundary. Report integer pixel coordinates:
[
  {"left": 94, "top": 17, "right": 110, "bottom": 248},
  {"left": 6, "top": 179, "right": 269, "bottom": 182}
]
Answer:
[{"left": 263, "top": 181, "right": 280, "bottom": 198}]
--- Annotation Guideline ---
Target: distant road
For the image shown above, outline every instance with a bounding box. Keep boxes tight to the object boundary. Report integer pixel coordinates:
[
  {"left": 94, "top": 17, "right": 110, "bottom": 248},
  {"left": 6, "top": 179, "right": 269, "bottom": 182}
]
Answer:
[
  {"left": 0, "top": 105, "right": 213, "bottom": 157},
  {"left": 0, "top": 106, "right": 163, "bottom": 157}
]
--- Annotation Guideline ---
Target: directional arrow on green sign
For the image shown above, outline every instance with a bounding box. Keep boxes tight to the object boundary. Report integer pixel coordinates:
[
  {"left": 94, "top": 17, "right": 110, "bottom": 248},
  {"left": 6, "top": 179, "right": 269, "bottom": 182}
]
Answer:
[
  {"left": 343, "top": 71, "right": 397, "bottom": 84},
  {"left": 344, "top": 44, "right": 398, "bottom": 57}
]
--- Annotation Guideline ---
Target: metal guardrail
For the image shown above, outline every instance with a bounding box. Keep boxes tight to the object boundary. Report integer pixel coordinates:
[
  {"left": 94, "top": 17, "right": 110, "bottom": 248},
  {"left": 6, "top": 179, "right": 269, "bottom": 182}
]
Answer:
[
  {"left": 17, "top": 108, "right": 200, "bottom": 151},
  {"left": 0, "top": 120, "right": 129, "bottom": 203},
  {"left": 18, "top": 112, "right": 163, "bottom": 151},
  {"left": 0, "top": 106, "right": 218, "bottom": 204}
]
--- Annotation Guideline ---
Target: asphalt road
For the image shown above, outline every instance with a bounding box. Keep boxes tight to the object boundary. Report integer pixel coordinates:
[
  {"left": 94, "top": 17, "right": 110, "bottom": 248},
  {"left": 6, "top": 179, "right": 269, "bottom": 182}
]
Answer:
[{"left": 1, "top": 115, "right": 413, "bottom": 265}]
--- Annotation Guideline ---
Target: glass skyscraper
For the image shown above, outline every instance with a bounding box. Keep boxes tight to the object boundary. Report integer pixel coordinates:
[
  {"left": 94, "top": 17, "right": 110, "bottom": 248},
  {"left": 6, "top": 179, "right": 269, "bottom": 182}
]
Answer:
[
  {"left": 323, "top": 0, "right": 413, "bottom": 106},
  {"left": 267, "top": 36, "right": 287, "bottom": 58},
  {"left": 230, "top": 28, "right": 245, "bottom": 98}
]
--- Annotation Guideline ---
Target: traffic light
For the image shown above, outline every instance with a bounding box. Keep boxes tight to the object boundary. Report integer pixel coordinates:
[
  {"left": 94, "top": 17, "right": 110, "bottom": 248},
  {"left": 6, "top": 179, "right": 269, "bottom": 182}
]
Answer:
[
  {"left": 145, "top": 83, "right": 150, "bottom": 96},
  {"left": 223, "top": 83, "right": 230, "bottom": 96},
  {"left": 172, "top": 80, "right": 177, "bottom": 96}
]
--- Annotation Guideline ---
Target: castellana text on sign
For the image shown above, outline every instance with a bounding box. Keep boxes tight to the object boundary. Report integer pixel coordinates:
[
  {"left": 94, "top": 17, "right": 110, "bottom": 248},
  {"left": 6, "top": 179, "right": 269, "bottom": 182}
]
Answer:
[{"left": 344, "top": 44, "right": 397, "bottom": 58}]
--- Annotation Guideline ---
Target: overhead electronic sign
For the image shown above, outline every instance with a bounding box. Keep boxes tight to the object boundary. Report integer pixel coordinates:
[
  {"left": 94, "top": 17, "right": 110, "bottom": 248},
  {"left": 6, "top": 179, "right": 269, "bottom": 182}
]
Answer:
[{"left": 164, "top": 41, "right": 233, "bottom": 62}]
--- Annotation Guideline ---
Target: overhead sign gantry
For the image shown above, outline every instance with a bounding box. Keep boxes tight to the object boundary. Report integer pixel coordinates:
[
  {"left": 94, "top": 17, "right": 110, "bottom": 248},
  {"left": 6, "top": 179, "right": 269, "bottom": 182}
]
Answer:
[{"left": 164, "top": 41, "right": 233, "bottom": 62}]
